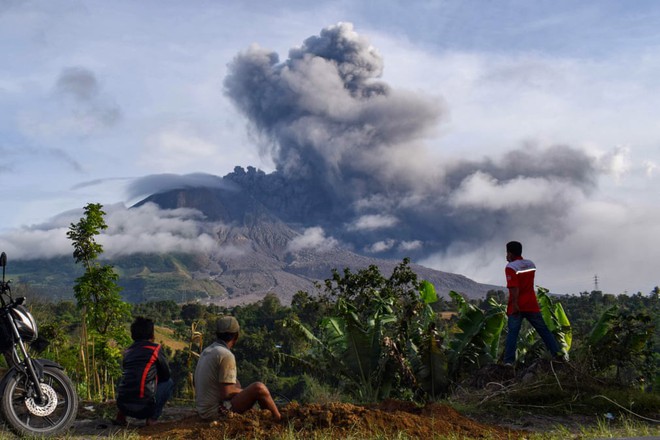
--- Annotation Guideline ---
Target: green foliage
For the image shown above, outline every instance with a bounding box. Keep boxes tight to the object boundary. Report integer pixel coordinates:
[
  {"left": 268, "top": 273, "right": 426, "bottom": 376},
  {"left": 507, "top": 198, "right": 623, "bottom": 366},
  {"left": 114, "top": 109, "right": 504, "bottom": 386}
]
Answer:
[
  {"left": 74, "top": 265, "right": 129, "bottom": 335},
  {"left": 132, "top": 300, "right": 180, "bottom": 322},
  {"left": 8, "top": 253, "right": 225, "bottom": 303},
  {"left": 66, "top": 203, "right": 131, "bottom": 401},
  {"left": 447, "top": 291, "right": 506, "bottom": 378},
  {"left": 287, "top": 259, "right": 447, "bottom": 402},
  {"left": 409, "top": 321, "right": 448, "bottom": 398},
  {"left": 67, "top": 203, "right": 106, "bottom": 264},
  {"left": 537, "top": 287, "right": 572, "bottom": 354},
  {"left": 67, "top": 203, "right": 130, "bottom": 335},
  {"left": 11, "top": 255, "right": 660, "bottom": 411},
  {"left": 582, "top": 306, "right": 657, "bottom": 386}
]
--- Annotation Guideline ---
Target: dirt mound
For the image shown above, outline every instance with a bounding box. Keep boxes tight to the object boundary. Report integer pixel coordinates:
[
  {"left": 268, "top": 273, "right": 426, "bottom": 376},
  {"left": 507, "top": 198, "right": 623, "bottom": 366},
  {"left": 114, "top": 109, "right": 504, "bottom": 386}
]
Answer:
[{"left": 139, "top": 400, "right": 521, "bottom": 439}]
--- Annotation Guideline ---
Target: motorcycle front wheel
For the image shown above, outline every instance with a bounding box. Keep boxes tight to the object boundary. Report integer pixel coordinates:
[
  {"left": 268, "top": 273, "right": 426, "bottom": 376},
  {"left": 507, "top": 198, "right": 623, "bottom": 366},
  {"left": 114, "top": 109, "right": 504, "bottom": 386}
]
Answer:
[{"left": 1, "top": 366, "right": 79, "bottom": 437}]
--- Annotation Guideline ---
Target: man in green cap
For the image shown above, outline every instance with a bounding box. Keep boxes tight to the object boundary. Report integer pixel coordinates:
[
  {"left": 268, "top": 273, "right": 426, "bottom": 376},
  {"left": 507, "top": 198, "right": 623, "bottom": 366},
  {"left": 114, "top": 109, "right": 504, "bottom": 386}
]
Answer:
[{"left": 194, "top": 315, "right": 281, "bottom": 421}]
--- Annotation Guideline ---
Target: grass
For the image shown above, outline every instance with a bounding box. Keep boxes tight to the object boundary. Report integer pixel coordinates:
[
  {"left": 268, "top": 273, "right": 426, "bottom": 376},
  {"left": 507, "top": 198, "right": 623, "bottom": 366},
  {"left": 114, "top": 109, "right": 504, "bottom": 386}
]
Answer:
[
  {"left": 0, "top": 412, "right": 654, "bottom": 440},
  {"left": 236, "top": 420, "right": 659, "bottom": 440},
  {"left": 154, "top": 325, "right": 187, "bottom": 351}
]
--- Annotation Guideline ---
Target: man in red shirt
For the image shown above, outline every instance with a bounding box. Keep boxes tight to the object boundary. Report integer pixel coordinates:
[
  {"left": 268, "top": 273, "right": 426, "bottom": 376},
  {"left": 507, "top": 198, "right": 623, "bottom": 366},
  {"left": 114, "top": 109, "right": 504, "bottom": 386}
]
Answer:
[{"left": 503, "top": 241, "right": 562, "bottom": 365}]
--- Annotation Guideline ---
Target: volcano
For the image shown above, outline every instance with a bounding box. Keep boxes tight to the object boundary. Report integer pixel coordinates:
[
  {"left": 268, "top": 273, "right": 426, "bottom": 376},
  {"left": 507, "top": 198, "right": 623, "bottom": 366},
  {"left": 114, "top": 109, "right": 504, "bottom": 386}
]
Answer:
[{"left": 130, "top": 170, "right": 501, "bottom": 305}]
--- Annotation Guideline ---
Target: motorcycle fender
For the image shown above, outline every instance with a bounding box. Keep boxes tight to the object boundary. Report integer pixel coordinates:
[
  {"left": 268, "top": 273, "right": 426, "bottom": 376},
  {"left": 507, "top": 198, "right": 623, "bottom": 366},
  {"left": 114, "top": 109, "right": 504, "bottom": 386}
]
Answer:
[
  {"left": 0, "top": 358, "right": 64, "bottom": 399},
  {"left": 33, "top": 358, "right": 65, "bottom": 370}
]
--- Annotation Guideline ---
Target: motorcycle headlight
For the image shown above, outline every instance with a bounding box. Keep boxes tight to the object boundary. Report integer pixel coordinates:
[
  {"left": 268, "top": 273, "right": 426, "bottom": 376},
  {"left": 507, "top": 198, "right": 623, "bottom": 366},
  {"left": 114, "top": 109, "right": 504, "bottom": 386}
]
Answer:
[{"left": 11, "top": 305, "right": 38, "bottom": 342}]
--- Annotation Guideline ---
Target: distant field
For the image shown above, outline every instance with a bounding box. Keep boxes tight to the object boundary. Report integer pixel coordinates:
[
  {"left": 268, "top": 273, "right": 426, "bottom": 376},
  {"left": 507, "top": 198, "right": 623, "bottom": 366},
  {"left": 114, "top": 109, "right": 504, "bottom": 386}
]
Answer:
[
  {"left": 154, "top": 326, "right": 187, "bottom": 352},
  {"left": 440, "top": 311, "right": 457, "bottom": 320}
]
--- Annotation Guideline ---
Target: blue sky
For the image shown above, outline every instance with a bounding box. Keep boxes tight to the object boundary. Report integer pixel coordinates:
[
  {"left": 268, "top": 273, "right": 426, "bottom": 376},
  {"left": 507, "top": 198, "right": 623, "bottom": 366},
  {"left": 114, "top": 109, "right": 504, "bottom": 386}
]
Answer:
[{"left": 1, "top": 0, "right": 659, "bottom": 295}]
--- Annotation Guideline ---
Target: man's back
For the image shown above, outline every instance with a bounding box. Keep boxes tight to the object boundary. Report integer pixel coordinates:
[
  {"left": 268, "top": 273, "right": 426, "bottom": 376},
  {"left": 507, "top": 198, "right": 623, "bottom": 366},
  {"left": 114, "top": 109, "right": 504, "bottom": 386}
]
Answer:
[
  {"left": 117, "top": 340, "right": 169, "bottom": 418},
  {"left": 194, "top": 341, "right": 237, "bottom": 419},
  {"left": 505, "top": 257, "right": 539, "bottom": 313}
]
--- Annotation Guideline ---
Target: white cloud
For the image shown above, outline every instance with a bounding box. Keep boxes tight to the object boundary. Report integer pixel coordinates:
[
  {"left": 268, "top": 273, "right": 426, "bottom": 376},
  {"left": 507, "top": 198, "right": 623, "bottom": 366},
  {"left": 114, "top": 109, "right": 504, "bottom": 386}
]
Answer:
[
  {"left": 0, "top": 226, "right": 72, "bottom": 260},
  {"left": 598, "top": 146, "right": 632, "bottom": 183},
  {"left": 100, "top": 203, "right": 220, "bottom": 257},
  {"left": 449, "top": 171, "right": 575, "bottom": 210},
  {"left": 0, "top": 203, "right": 222, "bottom": 260},
  {"left": 422, "top": 194, "right": 660, "bottom": 295},
  {"left": 142, "top": 124, "right": 221, "bottom": 172},
  {"left": 348, "top": 214, "right": 399, "bottom": 231},
  {"left": 365, "top": 239, "right": 395, "bottom": 253},
  {"left": 287, "top": 227, "right": 338, "bottom": 252},
  {"left": 643, "top": 160, "right": 657, "bottom": 178},
  {"left": 398, "top": 240, "right": 422, "bottom": 251}
]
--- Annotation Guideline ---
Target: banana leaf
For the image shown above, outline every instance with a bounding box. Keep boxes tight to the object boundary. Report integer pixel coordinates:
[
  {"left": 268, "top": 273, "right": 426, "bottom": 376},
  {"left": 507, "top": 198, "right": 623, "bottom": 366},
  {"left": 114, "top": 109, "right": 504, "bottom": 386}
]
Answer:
[
  {"left": 320, "top": 316, "right": 347, "bottom": 350},
  {"left": 419, "top": 280, "right": 438, "bottom": 304},
  {"left": 554, "top": 302, "right": 572, "bottom": 350},
  {"left": 537, "top": 287, "right": 572, "bottom": 353},
  {"left": 343, "top": 318, "right": 375, "bottom": 399},
  {"left": 483, "top": 298, "right": 507, "bottom": 358},
  {"left": 447, "top": 291, "right": 505, "bottom": 376},
  {"left": 587, "top": 305, "right": 618, "bottom": 346},
  {"left": 414, "top": 329, "right": 448, "bottom": 397}
]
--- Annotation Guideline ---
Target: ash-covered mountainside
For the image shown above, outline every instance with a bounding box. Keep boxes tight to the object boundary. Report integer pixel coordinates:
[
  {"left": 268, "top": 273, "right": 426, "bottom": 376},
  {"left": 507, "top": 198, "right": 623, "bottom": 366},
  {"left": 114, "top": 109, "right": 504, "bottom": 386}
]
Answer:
[{"left": 135, "top": 177, "right": 501, "bottom": 304}]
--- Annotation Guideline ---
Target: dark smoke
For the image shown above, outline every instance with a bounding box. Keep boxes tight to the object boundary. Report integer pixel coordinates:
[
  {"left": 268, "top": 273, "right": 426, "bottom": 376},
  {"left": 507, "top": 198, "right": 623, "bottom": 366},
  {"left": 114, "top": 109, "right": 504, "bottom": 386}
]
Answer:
[
  {"left": 224, "top": 23, "right": 441, "bottom": 197},
  {"left": 55, "top": 66, "right": 121, "bottom": 127},
  {"left": 221, "top": 23, "right": 599, "bottom": 257}
]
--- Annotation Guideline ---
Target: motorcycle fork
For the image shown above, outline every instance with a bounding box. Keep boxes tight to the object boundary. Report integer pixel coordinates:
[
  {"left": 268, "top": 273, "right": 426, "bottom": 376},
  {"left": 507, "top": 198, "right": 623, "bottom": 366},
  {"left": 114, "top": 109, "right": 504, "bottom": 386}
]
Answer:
[{"left": 7, "top": 322, "right": 44, "bottom": 402}]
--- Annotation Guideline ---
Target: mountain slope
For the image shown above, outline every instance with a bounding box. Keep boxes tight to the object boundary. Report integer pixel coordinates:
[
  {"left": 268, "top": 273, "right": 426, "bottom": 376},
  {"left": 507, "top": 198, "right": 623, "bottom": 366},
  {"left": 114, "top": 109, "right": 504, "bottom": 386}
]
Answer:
[
  {"left": 129, "top": 185, "right": 501, "bottom": 304},
  {"left": 10, "top": 183, "right": 502, "bottom": 305}
]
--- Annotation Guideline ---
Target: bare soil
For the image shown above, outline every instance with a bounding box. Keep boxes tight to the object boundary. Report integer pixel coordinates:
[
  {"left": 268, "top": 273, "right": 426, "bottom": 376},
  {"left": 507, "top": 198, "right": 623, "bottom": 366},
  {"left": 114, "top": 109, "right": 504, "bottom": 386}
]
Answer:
[{"left": 71, "top": 400, "right": 523, "bottom": 439}]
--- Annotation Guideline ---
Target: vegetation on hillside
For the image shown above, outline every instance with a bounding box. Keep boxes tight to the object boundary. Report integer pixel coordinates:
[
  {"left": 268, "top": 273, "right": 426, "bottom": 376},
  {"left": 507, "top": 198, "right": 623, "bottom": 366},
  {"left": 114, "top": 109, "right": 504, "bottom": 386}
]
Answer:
[{"left": 17, "top": 263, "right": 659, "bottom": 413}]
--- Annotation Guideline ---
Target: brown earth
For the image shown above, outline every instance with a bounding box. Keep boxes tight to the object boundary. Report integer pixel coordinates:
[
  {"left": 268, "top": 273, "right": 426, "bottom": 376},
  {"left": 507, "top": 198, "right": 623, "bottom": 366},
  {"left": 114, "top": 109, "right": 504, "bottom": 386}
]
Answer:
[{"left": 129, "top": 400, "right": 522, "bottom": 440}]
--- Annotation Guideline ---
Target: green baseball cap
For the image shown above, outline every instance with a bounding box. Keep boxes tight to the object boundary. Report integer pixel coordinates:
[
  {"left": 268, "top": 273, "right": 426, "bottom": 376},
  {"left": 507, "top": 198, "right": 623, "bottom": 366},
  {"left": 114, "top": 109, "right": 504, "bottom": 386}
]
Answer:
[{"left": 216, "top": 316, "right": 240, "bottom": 333}]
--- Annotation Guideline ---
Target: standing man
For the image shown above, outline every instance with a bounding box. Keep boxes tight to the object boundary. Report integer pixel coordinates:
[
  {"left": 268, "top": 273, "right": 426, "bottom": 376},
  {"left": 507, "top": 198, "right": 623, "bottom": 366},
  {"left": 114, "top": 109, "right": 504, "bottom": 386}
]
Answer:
[
  {"left": 115, "top": 317, "right": 174, "bottom": 426},
  {"left": 194, "top": 316, "right": 281, "bottom": 421},
  {"left": 503, "top": 241, "right": 563, "bottom": 365}
]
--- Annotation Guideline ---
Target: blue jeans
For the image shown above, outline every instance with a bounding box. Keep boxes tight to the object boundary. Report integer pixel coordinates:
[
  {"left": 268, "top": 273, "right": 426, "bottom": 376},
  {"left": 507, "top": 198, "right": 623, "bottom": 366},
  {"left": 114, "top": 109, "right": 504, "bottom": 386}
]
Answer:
[
  {"left": 152, "top": 378, "right": 175, "bottom": 420},
  {"left": 503, "top": 312, "right": 561, "bottom": 364}
]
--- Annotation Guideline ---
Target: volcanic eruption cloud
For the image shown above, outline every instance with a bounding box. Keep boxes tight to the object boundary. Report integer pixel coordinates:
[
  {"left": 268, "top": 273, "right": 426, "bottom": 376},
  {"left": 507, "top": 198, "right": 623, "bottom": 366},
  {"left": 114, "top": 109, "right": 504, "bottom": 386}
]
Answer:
[{"left": 224, "top": 23, "right": 599, "bottom": 267}]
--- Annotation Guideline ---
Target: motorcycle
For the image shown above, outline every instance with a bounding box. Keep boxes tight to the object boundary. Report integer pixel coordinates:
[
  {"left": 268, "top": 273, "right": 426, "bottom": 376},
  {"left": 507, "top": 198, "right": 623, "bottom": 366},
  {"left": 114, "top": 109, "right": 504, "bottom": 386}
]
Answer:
[{"left": 0, "top": 252, "right": 78, "bottom": 436}]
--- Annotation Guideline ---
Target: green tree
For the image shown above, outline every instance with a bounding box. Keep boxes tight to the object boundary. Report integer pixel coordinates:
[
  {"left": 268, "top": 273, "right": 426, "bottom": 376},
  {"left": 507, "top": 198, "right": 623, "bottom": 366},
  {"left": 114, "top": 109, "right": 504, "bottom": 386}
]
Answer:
[
  {"left": 67, "top": 203, "right": 130, "bottom": 400},
  {"left": 68, "top": 203, "right": 130, "bottom": 335}
]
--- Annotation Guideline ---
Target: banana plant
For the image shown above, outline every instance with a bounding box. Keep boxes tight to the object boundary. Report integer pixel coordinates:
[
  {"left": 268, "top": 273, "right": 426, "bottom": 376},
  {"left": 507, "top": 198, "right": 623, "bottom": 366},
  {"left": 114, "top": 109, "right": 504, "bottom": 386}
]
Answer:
[
  {"left": 446, "top": 291, "right": 506, "bottom": 379},
  {"left": 405, "top": 280, "right": 449, "bottom": 398},
  {"left": 286, "top": 291, "right": 399, "bottom": 401},
  {"left": 584, "top": 306, "right": 656, "bottom": 382},
  {"left": 586, "top": 305, "right": 618, "bottom": 346},
  {"left": 513, "top": 288, "right": 572, "bottom": 364},
  {"left": 408, "top": 321, "right": 448, "bottom": 398},
  {"left": 537, "top": 287, "right": 572, "bottom": 355}
]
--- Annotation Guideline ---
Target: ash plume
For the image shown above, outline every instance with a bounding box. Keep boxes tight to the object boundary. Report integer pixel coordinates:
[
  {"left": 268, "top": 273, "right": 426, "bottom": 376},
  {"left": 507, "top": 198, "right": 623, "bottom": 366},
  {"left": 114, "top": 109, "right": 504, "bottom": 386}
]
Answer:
[
  {"left": 55, "top": 66, "right": 121, "bottom": 128},
  {"left": 222, "top": 23, "right": 600, "bottom": 258}
]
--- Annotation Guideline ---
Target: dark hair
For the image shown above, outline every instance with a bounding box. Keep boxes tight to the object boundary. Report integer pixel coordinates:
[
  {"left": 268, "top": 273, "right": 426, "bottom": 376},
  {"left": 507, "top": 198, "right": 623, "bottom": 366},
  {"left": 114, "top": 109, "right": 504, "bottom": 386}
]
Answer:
[
  {"left": 216, "top": 332, "right": 238, "bottom": 343},
  {"left": 506, "top": 241, "right": 523, "bottom": 256},
  {"left": 131, "top": 317, "right": 155, "bottom": 341}
]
